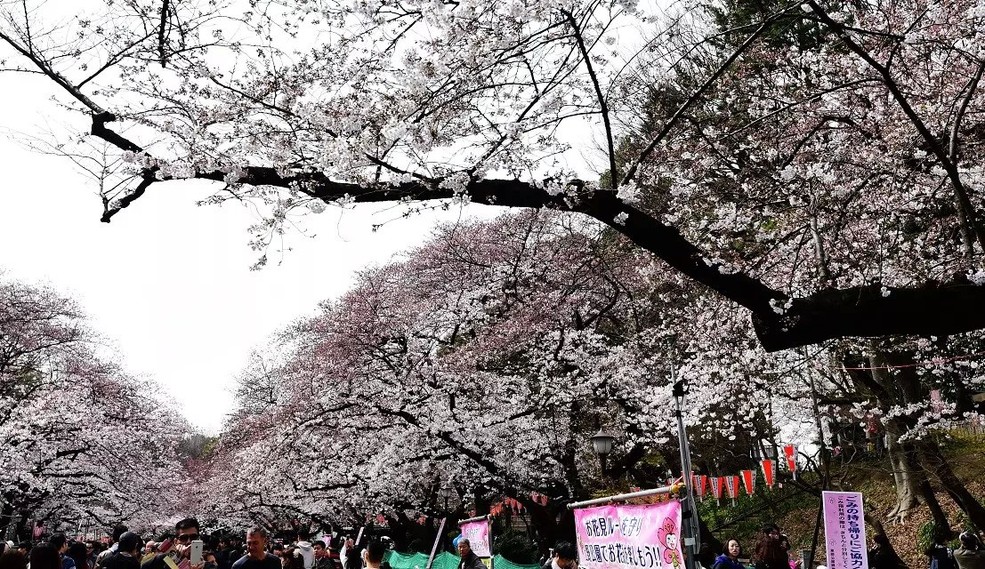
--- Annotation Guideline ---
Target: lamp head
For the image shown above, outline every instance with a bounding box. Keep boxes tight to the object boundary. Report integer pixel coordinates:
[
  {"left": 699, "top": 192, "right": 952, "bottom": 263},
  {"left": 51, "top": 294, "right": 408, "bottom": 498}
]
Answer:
[{"left": 591, "top": 429, "right": 616, "bottom": 456}]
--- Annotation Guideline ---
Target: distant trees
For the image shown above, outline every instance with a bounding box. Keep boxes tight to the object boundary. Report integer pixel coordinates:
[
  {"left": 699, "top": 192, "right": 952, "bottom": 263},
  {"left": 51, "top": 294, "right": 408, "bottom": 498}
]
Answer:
[
  {"left": 0, "top": 275, "right": 187, "bottom": 535},
  {"left": 193, "top": 211, "right": 798, "bottom": 544}
]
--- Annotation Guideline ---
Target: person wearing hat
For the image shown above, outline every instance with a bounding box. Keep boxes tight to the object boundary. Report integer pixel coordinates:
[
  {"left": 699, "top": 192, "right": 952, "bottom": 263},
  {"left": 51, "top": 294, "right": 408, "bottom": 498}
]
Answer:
[
  {"left": 101, "top": 533, "right": 143, "bottom": 569},
  {"left": 955, "top": 532, "right": 985, "bottom": 569}
]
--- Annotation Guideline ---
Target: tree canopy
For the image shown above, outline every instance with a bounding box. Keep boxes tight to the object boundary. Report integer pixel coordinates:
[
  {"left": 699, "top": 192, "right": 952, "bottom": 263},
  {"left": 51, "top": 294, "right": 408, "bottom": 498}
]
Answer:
[{"left": 4, "top": 0, "right": 985, "bottom": 350}]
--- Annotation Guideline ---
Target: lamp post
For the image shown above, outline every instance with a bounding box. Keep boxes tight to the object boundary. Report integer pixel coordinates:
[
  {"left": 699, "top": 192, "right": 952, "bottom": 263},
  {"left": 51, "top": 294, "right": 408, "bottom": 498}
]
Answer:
[
  {"left": 439, "top": 484, "right": 454, "bottom": 512},
  {"left": 673, "top": 374, "right": 699, "bottom": 569},
  {"left": 591, "top": 428, "right": 616, "bottom": 475}
]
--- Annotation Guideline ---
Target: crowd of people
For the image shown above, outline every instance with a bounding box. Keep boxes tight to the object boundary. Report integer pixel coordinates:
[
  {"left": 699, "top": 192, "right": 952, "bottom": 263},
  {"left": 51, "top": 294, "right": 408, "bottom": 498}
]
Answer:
[
  {"left": 708, "top": 525, "right": 794, "bottom": 569},
  {"left": 0, "top": 519, "right": 387, "bottom": 569},
  {"left": 6, "top": 518, "right": 985, "bottom": 569},
  {"left": 704, "top": 523, "right": 985, "bottom": 569}
]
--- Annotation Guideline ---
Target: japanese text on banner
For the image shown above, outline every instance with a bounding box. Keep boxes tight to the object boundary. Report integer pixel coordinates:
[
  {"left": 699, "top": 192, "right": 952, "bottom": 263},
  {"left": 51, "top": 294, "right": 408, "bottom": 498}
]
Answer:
[
  {"left": 822, "top": 491, "right": 869, "bottom": 569},
  {"left": 460, "top": 520, "right": 492, "bottom": 558},
  {"left": 574, "top": 501, "right": 683, "bottom": 569}
]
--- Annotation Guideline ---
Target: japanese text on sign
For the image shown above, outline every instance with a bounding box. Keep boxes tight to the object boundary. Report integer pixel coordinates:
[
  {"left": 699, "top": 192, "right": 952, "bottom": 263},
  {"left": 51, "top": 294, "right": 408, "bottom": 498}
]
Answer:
[
  {"left": 460, "top": 520, "right": 491, "bottom": 558},
  {"left": 574, "top": 502, "right": 683, "bottom": 569},
  {"left": 822, "top": 491, "right": 869, "bottom": 569}
]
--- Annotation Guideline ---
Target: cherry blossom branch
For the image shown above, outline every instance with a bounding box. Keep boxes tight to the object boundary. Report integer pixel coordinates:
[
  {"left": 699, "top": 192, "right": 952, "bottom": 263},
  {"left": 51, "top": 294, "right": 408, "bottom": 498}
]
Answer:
[
  {"left": 0, "top": 29, "right": 105, "bottom": 115},
  {"left": 949, "top": 60, "right": 985, "bottom": 165},
  {"left": 76, "top": 30, "right": 157, "bottom": 90},
  {"left": 81, "top": 154, "right": 985, "bottom": 351},
  {"left": 805, "top": 0, "right": 985, "bottom": 258}
]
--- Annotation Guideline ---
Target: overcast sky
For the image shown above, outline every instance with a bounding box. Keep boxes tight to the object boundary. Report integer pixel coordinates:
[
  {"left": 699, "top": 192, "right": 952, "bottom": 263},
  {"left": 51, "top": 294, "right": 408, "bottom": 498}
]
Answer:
[{"left": 0, "top": 72, "right": 498, "bottom": 434}]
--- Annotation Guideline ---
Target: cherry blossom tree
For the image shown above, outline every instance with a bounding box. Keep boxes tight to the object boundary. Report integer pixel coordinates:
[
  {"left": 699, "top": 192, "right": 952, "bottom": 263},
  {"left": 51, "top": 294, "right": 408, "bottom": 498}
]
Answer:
[
  {"left": 194, "top": 211, "right": 805, "bottom": 547},
  {"left": 0, "top": 274, "right": 189, "bottom": 536},
  {"left": 2, "top": 0, "right": 985, "bottom": 350}
]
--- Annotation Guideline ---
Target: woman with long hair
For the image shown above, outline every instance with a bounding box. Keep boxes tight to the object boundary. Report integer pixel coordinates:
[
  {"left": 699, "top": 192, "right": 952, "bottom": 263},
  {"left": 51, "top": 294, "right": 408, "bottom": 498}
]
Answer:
[
  {"left": 713, "top": 539, "right": 745, "bottom": 569},
  {"left": 753, "top": 526, "right": 788, "bottom": 569},
  {"left": 0, "top": 551, "right": 28, "bottom": 569},
  {"left": 68, "top": 541, "right": 90, "bottom": 569}
]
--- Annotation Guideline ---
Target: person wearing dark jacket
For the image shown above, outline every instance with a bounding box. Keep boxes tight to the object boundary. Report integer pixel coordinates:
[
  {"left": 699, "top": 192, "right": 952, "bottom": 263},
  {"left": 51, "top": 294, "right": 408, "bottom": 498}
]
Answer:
[
  {"left": 343, "top": 543, "right": 360, "bottom": 569},
  {"left": 752, "top": 526, "right": 787, "bottom": 569},
  {"left": 868, "top": 533, "right": 904, "bottom": 569},
  {"left": 102, "top": 533, "right": 143, "bottom": 569},
  {"left": 541, "top": 543, "right": 577, "bottom": 569},
  {"left": 457, "top": 540, "right": 485, "bottom": 569},
  {"left": 713, "top": 540, "right": 746, "bottom": 569},
  {"left": 926, "top": 532, "right": 958, "bottom": 569},
  {"left": 954, "top": 532, "right": 985, "bottom": 569}
]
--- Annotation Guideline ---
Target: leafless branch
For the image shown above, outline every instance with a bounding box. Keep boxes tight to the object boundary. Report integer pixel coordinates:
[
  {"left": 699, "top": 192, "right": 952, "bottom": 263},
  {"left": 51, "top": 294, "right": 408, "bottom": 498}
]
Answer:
[
  {"left": 561, "top": 8, "right": 617, "bottom": 189},
  {"left": 620, "top": 2, "right": 797, "bottom": 187}
]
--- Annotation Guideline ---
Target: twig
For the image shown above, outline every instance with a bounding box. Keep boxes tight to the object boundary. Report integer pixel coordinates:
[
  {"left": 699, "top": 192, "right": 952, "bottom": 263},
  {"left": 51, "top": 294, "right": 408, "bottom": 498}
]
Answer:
[
  {"left": 561, "top": 8, "right": 617, "bottom": 189},
  {"left": 620, "top": 2, "right": 797, "bottom": 187}
]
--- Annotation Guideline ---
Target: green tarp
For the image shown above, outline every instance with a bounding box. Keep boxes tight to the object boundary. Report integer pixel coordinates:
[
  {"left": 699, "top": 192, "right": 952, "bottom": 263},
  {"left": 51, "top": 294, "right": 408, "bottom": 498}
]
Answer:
[
  {"left": 491, "top": 555, "right": 541, "bottom": 569},
  {"left": 383, "top": 551, "right": 539, "bottom": 569}
]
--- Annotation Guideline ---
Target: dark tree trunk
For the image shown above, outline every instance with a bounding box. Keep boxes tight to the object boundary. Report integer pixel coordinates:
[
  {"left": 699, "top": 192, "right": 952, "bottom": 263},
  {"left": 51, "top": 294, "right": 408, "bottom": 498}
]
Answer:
[
  {"left": 858, "top": 352, "right": 934, "bottom": 521},
  {"left": 920, "top": 443, "right": 985, "bottom": 531},
  {"left": 919, "top": 477, "right": 951, "bottom": 538},
  {"left": 883, "top": 434, "right": 923, "bottom": 520},
  {"left": 0, "top": 502, "right": 13, "bottom": 543}
]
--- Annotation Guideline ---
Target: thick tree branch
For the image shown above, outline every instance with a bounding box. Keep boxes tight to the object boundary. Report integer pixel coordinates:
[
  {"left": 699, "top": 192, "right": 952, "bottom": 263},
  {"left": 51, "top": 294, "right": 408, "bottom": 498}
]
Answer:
[
  {"left": 158, "top": 0, "right": 170, "bottom": 67},
  {"left": 753, "top": 280, "right": 985, "bottom": 351},
  {"left": 93, "top": 153, "right": 985, "bottom": 351}
]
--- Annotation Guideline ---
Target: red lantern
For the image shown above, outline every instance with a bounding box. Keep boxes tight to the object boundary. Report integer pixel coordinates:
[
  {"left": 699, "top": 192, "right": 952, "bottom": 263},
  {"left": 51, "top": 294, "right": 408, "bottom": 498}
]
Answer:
[
  {"left": 691, "top": 474, "right": 708, "bottom": 501},
  {"left": 726, "top": 475, "right": 740, "bottom": 501},
  {"left": 711, "top": 476, "right": 724, "bottom": 505}
]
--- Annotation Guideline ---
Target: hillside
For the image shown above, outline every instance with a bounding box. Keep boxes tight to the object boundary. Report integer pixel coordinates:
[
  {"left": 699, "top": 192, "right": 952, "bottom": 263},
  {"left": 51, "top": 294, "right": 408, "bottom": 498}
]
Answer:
[{"left": 703, "top": 433, "right": 985, "bottom": 569}]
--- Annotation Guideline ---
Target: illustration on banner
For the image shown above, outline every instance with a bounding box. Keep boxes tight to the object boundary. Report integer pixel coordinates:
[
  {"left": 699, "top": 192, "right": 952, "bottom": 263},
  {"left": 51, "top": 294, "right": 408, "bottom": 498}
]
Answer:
[{"left": 574, "top": 501, "right": 683, "bottom": 569}]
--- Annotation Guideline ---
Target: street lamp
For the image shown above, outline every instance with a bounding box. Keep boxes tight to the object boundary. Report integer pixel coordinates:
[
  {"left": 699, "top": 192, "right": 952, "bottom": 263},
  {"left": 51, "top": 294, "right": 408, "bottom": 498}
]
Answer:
[
  {"left": 591, "top": 428, "right": 617, "bottom": 475},
  {"left": 439, "top": 483, "right": 454, "bottom": 511},
  {"left": 673, "top": 375, "right": 699, "bottom": 569}
]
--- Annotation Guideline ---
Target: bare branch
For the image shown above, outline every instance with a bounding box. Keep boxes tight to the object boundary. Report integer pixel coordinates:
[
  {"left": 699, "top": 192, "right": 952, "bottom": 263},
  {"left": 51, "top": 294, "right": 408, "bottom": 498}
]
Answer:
[
  {"left": 620, "top": 2, "right": 798, "bottom": 187},
  {"left": 561, "top": 8, "right": 617, "bottom": 189}
]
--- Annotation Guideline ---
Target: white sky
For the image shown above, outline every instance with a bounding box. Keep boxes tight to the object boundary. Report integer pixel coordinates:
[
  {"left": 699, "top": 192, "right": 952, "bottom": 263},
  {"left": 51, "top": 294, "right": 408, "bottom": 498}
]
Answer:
[{"left": 0, "top": 73, "right": 500, "bottom": 434}]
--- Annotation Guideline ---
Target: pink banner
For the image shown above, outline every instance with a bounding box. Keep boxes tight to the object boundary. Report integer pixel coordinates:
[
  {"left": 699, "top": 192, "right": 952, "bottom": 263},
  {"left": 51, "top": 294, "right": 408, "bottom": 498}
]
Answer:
[
  {"left": 822, "top": 491, "right": 868, "bottom": 569},
  {"left": 574, "top": 501, "right": 683, "bottom": 569},
  {"left": 459, "top": 519, "right": 491, "bottom": 558}
]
